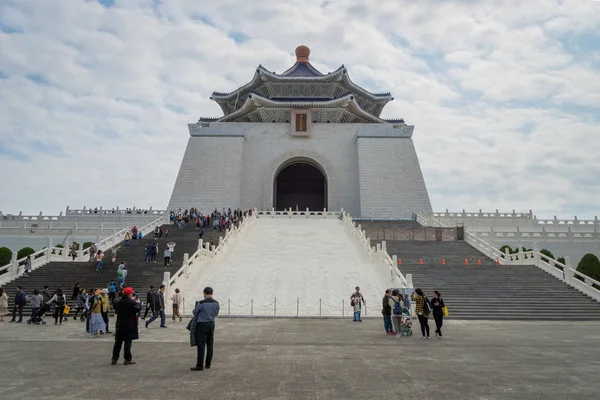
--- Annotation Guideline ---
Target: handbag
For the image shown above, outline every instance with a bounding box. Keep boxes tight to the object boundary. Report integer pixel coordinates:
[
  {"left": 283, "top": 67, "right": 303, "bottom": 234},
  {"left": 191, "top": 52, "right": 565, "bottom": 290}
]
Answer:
[
  {"left": 442, "top": 306, "right": 449, "bottom": 317},
  {"left": 63, "top": 305, "right": 71, "bottom": 315}
]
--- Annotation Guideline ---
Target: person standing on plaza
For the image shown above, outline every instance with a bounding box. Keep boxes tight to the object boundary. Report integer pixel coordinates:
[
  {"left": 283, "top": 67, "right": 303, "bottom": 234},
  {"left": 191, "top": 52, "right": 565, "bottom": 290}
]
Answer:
[
  {"left": 27, "top": 289, "right": 43, "bottom": 324},
  {"left": 89, "top": 289, "right": 105, "bottom": 337},
  {"left": 0, "top": 288, "right": 8, "bottom": 322},
  {"left": 430, "top": 291, "right": 445, "bottom": 339},
  {"left": 100, "top": 289, "right": 112, "bottom": 334},
  {"left": 190, "top": 287, "right": 220, "bottom": 371},
  {"left": 389, "top": 289, "right": 404, "bottom": 338},
  {"left": 145, "top": 284, "right": 166, "bottom": 328},
  {"left": 381, "top": 289, "right": 393, "bottom": 335},
  {"left": 47, "top": 288, "right": 67, "bottom": 325},
  {"left": 9, "top": 286, "right": 26, "bottom": 323},
  {"left": 111, "top": 287, "right": 141, "bottom": 366},
  {"left": 350, "top": 286, "right": 365, "bottom": 322},
  {"left": 142, "top": 285, "right": 155, "bottom": 320},
  {"left": 171, "top": 288, "right": 182, "bottom": 322},
  {"left": 411, "top": 288, "right": 431, "bottom": 339}
]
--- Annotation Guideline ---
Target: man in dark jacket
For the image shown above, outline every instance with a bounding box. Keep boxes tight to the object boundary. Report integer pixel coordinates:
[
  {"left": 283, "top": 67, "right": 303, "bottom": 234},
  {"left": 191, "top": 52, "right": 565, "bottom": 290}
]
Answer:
[
  {"left": 9, "top": 286, "right": 26, "bottom": 323},
  {"left": 144, "top": 285, "right": 166, "bottom": 328},
  {"left": 141, "top": 285, "right": 155, "bottom": 320},
  {"left": 381, "top": 289, "right": 393, "bottom": 335},
  {"left": 111, "top": 287, "right": 141, "bottom": 365},
  {"left": 190, "top": 287, "right": 220, "bottom": 371}
]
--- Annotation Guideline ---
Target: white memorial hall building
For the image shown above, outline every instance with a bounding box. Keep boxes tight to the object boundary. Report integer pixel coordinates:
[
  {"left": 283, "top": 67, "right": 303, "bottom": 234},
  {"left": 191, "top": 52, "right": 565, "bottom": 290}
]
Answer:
[{"left": 168, "top": 45, "right": 432, "bottom": 218}]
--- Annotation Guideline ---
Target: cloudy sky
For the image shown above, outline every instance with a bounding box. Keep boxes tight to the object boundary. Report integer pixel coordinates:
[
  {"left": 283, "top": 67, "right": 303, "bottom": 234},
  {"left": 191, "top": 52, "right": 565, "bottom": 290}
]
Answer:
[{"left": 1, "top": 0, "right": 599, "bottom": 218}]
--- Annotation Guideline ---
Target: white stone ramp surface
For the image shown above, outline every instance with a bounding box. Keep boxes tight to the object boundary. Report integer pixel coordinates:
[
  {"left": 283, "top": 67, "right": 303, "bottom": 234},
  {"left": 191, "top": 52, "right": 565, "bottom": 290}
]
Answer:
[{"left": 178, "top": 217, "right": 387, "bottom": 316}]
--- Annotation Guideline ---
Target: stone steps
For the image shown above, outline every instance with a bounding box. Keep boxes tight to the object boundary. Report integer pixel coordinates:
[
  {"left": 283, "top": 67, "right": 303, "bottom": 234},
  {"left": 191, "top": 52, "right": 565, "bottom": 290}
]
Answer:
[
  {"left": 374, "top": 239, "right": 600, "bottom": 320},
  {"left": 2, "top": 223, "right": 223, "bottom": 318}
]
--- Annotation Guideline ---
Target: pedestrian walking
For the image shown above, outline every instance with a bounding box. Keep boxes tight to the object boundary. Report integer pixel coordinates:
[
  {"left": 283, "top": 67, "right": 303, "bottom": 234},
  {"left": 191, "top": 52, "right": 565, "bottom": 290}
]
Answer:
[
  {"left": 189, "top": 287, "right": 220, "bottom": 371},
  {"left": 430, "top": 291, "right": 446, "bottom": 339},
  {"left": 24, "top": 255, "right": 32, "bottom": 275},
  {"left": 163, "top": 248, "right": 171, "bottom": 267},
  {"left": 381, "top": 289, "right": 393, "bottom": 335},
  {"left": 172, "top": 288, "right": 182, "bottom": 322},
  {"left": 96, "top": 250, "right": 104, "bottom": 271},
  {"left": 145, "top": 285, "right": 166, "bottom": 328},
  {"left": 411, "top": 288, "right": 431, "bottom": 339},
  {"left": 111, "top": 287, "right": 141, "bottom": 366},
  {"left": 47, "top": 288, "right": 67, "bottom": 325},
  {"left": 350, "top": 286, "right": 365, "bottom": 322},
  {"left": 142, "top": 285, "right": 155, "bottom": 320}
]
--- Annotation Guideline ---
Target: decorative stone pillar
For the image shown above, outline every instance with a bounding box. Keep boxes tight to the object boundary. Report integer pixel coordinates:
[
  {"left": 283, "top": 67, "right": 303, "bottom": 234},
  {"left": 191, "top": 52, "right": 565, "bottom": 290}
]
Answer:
[
  {"left": 10, "top": 252, "right": 18, "bottom": 277},
  {"left": 163, "top": 272, "right": 171, "bottom": 298}
]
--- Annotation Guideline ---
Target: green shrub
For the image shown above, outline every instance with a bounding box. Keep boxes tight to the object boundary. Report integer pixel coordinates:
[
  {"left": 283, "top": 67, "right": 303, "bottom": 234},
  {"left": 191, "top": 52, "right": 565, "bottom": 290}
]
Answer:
[
  {"left": 82, "top": 242, "right": 93, "bottom": 250},
  {"left": 576, "top": 253, "right": 600, "bottom": 289},
  {"left": 499, "top": 245, "right": 512, "bottom": 256},
  {"left": 540, "top": 249, "right": 555, "bottom": 262},
  {"left": 0, "top": 247, "right": 12, "bottom": 267},
  {"left": 55, "top": 244, "right": 64, "bottom": 248},
  {"left": 555, "top": 257, "right": 566, "bottom": 271},
  {"left": 17, "top": 247, "right": 35, "bottom": 259}
]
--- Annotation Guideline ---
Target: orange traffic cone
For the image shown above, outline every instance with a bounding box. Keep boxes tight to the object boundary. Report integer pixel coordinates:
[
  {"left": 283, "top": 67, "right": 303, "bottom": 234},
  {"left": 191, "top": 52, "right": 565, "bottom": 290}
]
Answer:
[
  {"left": 398, "top": 258, "right": 402, "bottom": 265},
  {"left": 464, "top": 258, "right": 469, "bottom": 265},
  {"left": 477, "top": 258, "right": 482, "bottom": 265},
  {"left": 419, "top": 258, "right": 423, "bottom": 265},
  {"left": 441, "top": 258, "right": 446, "bottom": 265}
]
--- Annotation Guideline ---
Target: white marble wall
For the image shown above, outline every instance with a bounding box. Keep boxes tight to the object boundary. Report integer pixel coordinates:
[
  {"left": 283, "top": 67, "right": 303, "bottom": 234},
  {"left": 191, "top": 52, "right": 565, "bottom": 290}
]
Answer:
[
  {"left": 357, "top": 137, "right": 432, "bottom": 218},
  {"left": 168, "top": 122, "right": 432, "bottom": 217}
]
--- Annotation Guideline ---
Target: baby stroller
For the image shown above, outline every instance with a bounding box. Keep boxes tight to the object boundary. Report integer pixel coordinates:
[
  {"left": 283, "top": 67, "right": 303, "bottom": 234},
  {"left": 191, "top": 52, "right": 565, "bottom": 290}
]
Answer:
[
  {"left": 27, "top": 304, "right": 51, "bottom": 325},
  {"left": 399, "top": 307, "right": 413, "bottom": 337}
]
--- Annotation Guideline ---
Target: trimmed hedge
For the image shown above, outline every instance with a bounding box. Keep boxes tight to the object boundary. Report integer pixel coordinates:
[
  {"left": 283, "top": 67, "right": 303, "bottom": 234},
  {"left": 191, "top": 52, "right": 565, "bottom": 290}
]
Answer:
[
  {"left": 82, "top": 242, "right": 93, "bottom": 250},
  {"left": 576, "top": 253, "right": 600, "bottom": 289},
  {"left": 17, "top": 247, "right": 35, "bottom": 259},
  {"left": 0, "top": 247, "right": 12, "bottom": 267},
  {"left": 540, "top": 249, "right": 555, "bottom": 261}
]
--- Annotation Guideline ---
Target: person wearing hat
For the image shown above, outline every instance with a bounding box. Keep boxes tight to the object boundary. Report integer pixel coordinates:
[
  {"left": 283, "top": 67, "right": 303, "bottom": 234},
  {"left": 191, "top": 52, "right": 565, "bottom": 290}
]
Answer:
[
  {"left": 112, "top": 287, "right": 141, "bottom": 366},
  {"left": 100, "top": 289, "right": 112, "bottom": 334}
]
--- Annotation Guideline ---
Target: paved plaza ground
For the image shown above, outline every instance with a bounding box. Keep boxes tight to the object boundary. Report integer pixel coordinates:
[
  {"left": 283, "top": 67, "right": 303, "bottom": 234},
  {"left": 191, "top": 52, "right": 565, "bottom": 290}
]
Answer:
[{"left": 1, "top": 317, "right": 599, "bottom": 399}]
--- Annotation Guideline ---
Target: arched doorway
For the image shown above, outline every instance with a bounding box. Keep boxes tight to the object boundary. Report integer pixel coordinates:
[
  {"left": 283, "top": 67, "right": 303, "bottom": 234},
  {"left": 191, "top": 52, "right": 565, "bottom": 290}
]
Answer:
[{"left": 274, "top": 162, "right": 327, "bottom": 211}]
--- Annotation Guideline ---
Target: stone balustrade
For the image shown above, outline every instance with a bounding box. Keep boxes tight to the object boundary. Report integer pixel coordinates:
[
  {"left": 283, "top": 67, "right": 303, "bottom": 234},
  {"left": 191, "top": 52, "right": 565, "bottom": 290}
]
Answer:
[{"left": 165, "top": 209, "right": 258, "bottom": 297}]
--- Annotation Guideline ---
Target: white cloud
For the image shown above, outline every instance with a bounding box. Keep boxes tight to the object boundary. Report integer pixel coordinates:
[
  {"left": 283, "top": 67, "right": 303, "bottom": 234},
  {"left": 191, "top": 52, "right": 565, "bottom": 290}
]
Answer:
[{"left": 0, "top": 0, "right": 599, "bottom": 218}]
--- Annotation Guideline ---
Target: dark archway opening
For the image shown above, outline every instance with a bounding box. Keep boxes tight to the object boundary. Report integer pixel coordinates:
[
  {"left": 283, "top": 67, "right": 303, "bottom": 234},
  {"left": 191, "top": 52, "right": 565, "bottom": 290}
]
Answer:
[{"left": 275, "top": 162, "right": 326, "bottom": 211}]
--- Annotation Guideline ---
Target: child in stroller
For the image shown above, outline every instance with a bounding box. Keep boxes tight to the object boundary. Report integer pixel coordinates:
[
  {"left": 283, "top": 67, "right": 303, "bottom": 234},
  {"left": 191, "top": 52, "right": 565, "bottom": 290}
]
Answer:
[{"left": 400, "top": 307, "right": 412, "bottom": 337}]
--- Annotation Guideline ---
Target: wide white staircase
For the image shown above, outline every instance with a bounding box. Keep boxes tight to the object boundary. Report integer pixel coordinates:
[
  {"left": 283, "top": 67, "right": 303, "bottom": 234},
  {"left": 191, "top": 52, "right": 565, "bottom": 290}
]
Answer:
[{"left": 177, "top": 213, "right": 396, "bottom": 316}]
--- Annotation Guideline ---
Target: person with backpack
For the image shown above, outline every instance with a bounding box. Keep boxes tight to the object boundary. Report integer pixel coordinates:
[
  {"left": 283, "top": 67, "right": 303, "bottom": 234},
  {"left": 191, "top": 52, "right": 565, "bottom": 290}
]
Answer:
[
  {"left": 430, "top": 291, "right": 446, "bottom": 339},
  {"left": 389, "top": 289, "right": 404, "bottom": 337},
  {"left": 381, "top": 289, "right": 393, "bottom": 335},
  {"left": 9, "top": 286, "right": 27, "bottom": 323},
  {"left": 411, "top": 288, "right": 431, "bottom": 339},
  {"left": 47, "top": 288, "right": 67, "bottom": 325}
]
